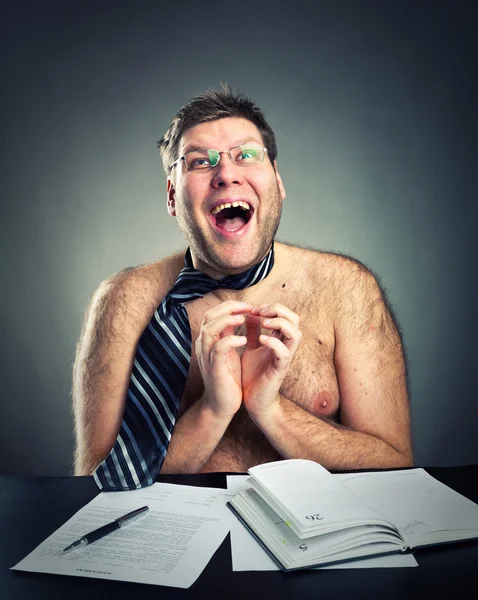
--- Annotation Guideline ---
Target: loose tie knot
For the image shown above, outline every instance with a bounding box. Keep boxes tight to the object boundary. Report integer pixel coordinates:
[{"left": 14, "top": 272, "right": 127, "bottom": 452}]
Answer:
[{"left": 168, "top": 246, "right": 275, "bottom": 303}]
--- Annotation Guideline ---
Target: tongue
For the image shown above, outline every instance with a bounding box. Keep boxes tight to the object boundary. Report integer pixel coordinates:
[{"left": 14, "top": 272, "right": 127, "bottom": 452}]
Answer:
[{"left": 216, "top": 214, "right": 247, "bottom": 231}]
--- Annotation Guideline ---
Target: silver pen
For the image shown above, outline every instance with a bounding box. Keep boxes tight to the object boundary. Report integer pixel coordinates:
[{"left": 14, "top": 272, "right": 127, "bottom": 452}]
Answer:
[{"left": 62, "top": 505, "right": 149, "bottom": 552}]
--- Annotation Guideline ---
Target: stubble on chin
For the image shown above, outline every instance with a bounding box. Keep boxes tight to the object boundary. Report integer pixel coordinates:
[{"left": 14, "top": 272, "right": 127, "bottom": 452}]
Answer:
[{"left": 176, "top": 181, "right": 283, "bottom": 274}]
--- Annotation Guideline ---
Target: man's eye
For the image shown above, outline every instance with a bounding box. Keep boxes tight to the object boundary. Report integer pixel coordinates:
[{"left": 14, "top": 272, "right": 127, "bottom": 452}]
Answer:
[
  {"left": 190, "top": 157, "right": 210, "bottom": 167},
  {"left": 236, "top": 149, "right": 257, "bottom": 162}
]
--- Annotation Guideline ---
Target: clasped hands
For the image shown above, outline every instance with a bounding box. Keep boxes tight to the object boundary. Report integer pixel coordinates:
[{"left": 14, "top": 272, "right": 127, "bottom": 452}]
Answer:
[{"left": 195, "top": 300, "right": 302, "bottom": 422}]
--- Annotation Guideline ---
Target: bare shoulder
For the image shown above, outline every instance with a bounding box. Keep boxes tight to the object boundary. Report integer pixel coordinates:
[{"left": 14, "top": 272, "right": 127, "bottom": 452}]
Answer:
[
  {"left": 320, "top": 250, "right": 404, "bottom": 350},
  {"left": 277, "top": 241, "right": 401, "bottom": 336},
  {"left": 277, "top": 241, "right": 374, "bottom": 290},
  {"left": 102, "top": 251, "right": 183, "bottom": 299},
  {"left": 82, "top": 251, "right": 185, "bottom": 342},
  {"left": 282, "top": 243, "right": 374, "bottom": 282},
  {"left": 73, "top": 250, "right": 185, "bottom": 403}
]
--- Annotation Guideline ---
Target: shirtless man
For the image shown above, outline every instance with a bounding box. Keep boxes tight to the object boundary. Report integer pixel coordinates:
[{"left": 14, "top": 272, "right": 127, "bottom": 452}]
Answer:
[{"left": 73, "top": 86, "right": 413, "bottom": 477}]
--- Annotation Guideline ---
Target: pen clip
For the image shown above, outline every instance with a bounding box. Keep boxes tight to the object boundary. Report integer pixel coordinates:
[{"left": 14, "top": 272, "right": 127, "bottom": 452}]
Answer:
[{"left": 117, "top": 505, "right": 149, "bottom": 527}]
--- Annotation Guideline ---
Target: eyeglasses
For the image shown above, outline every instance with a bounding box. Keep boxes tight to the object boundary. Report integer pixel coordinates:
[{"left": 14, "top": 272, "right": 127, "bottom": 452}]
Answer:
[{"left": 169, "top": 143, "right": 268, "bottom": 171}]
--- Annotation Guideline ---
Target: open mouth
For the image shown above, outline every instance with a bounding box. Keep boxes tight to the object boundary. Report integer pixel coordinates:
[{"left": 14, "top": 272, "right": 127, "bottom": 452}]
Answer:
[{"left": 210, "top": 201, "right": 253, "bottom": 232}]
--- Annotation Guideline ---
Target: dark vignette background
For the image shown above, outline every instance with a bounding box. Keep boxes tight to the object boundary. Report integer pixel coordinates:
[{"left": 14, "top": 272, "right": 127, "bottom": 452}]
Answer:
[{"left": 1, "top": 0, "right": 477, "bottom": 476}]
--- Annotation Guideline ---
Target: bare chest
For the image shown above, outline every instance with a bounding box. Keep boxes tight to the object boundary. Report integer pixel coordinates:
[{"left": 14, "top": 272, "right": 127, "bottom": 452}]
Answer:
[
  {"left": 126, "top": 253, "right": 342, "bottom": 471},
  {"left": 179, "top": 290, "right": 339, "bottom": 429}
]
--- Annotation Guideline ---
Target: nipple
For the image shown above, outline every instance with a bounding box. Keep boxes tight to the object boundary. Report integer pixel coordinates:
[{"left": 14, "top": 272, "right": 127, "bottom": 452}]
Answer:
[{"left": 313, "top": 391, "right": 333, "bottom": 413}]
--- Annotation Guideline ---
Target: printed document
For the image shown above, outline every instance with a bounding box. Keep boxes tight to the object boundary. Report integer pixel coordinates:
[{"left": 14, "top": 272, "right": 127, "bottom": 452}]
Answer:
[{"left": 12, "top": 482, "right": 231, "bottom": 589}]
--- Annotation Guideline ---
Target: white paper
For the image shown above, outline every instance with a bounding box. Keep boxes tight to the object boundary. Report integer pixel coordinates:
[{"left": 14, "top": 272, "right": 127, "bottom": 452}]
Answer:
[
  {"left": 227, "top": 475, "right": 417, "bottom": 570},
  {"left": 248, "top": 460, "right": 390, "bottom": 537},
  {"left": 12, "top": 483, "right": 231, "bottom": 589},
  {"left": 336, "top": 469, "right": 478, "bottom": 547}
]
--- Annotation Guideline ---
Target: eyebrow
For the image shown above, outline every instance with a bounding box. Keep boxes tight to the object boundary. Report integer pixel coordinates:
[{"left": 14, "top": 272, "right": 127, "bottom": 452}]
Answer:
[{"left": 181, "top": 137, "right": 261, "bottom": 155}]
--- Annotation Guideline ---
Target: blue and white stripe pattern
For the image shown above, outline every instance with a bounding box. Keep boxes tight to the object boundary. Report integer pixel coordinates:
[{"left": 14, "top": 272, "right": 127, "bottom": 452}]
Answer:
[{"left": 94, "top": 244, "right": 275, "bottom": 490}]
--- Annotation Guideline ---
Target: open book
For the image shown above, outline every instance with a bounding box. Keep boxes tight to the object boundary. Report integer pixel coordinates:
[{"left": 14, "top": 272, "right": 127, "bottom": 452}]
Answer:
[{"left": 227, "top": 459, "right": 478, "bottom": 571}]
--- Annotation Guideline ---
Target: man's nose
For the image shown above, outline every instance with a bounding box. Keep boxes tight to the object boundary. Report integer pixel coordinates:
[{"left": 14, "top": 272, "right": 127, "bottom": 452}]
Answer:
[{"left": 210, "top": 154, "right": 245, "bottom": 188}]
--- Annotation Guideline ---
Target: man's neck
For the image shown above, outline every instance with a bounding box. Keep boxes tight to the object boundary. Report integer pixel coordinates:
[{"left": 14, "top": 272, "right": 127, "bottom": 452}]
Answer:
[
  {"left": 208, "top": 286, "right": 259, "bottom": 304},
  {"left": 188, "top": 244, "right": 275, "bottom": 282},
  {"left": 210, "top": 249, "right": 284, "bottom": 304}
]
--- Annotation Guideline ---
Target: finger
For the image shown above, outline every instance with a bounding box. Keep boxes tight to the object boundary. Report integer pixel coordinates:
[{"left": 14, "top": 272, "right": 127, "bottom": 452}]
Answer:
[
  {"left": 261, "top": 317, "right": 302, "bottom": 351},
  {"left": 202, "top": 314, "right": 245, "bottom": 338},
  {"left": 209, "top": 335, "right": 247, "bottom": 367},
  {"left": 202, "top": 301, "right": 253, "bottom": 325},
  {"left": 245, "top": 314, "right": 262, "bottom": 350},
  {"left": 253, "top": 303, "right": 300, "bottom": 328},
  {"left": 221, "top": 324, "right": 236, "bottom": 339},
  {"left": 200, "top": 314, "right": 245, "bottom": 355},
  {"left": 258, "top": 334, "right": 291, "bottom": 372}
]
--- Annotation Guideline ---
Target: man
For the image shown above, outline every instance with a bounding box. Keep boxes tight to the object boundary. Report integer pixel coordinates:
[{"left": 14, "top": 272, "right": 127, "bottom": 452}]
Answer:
[{"left": 73, "top": 85, "right": 413, "bottom": 486}]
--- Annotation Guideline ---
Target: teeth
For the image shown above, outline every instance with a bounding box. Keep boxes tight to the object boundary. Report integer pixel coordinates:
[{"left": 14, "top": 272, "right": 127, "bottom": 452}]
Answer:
[{"left": 211, "top": 201, "right": 251, "bottom": 215}]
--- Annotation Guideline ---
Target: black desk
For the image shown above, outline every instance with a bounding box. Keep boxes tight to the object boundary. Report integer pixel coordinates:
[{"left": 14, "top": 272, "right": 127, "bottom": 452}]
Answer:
[{"left": 2, "top": 467, "right": 478, "bottom": 600}]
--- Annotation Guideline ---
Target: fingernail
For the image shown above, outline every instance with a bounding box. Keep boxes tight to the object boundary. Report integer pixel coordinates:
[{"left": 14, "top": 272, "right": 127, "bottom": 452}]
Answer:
[{"left": 263, "top": 318, "right": 271, "bottom": 325}]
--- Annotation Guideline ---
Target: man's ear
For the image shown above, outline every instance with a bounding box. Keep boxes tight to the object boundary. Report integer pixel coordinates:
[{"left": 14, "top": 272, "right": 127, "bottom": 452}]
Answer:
[
  {"left": 273, "top": 161, "right": 286, "bottom": 201},
  {"left": 167, "top": 177, "right": 176, "bottom": 217}
]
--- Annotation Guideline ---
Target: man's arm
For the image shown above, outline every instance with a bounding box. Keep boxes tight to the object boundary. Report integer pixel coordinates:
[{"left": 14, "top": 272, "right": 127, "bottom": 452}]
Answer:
[
  {"left": 159, "top": 396, "right": 232, "bottom": 473},
  {"left": 244, "top": 260, "right": 413, "bottom": 470},
  {"left": 73, "top": 274, "right": 251, "bottom": 475},
  {"left": 73, "top": 274, "right": 139, "bottom": 475}
]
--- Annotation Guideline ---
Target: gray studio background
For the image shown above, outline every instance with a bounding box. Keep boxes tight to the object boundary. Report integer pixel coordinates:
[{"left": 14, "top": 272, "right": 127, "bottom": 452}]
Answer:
[{"left": 1, "top": 1, "right": 476, "bottom": 476}]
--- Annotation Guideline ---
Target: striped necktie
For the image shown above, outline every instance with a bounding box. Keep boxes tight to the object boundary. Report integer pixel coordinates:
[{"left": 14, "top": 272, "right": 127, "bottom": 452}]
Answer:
[{"left": 94, "top": 244, "right": 275, "bottom": 491}]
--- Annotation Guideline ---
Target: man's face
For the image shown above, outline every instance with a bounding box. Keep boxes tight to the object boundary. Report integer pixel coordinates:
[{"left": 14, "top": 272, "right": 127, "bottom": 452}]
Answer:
[{"left": 167, "top": 117, "right": 286, "bottom": 278}]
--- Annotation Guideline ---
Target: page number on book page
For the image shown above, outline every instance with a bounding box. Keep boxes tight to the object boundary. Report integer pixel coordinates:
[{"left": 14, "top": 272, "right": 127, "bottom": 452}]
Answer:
[{"left": 305, "top": 514, "right": 324, "bottom": 521}]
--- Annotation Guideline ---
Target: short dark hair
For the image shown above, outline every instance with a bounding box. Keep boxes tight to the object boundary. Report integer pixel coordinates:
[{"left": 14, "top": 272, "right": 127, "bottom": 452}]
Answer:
[{"left": 157, "top": 83, "right": 278, "bottom": 175}]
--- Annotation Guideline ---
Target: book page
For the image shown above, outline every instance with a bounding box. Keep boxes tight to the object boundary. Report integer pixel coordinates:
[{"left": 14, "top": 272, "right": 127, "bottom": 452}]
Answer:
[
  {"left": 337, "top": 469, "right": 478, "bottom": 547},
  {"left": 248, "top": 460, "right": 392, "bottom": 536}
]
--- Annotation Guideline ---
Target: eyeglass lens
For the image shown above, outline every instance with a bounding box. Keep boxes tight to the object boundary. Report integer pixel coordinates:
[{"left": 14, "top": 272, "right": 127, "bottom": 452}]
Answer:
[{"left": 185, "top": 144, "right": 264, "bottom": 169}]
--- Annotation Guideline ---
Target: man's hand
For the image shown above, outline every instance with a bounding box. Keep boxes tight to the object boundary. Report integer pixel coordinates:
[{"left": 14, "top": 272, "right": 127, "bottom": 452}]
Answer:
[
  {"left": 241, "top": 303, "right": 302, "bottom": 418},
  {"left": 195, "top": 301, "right": 251, "bottom": 418}
]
